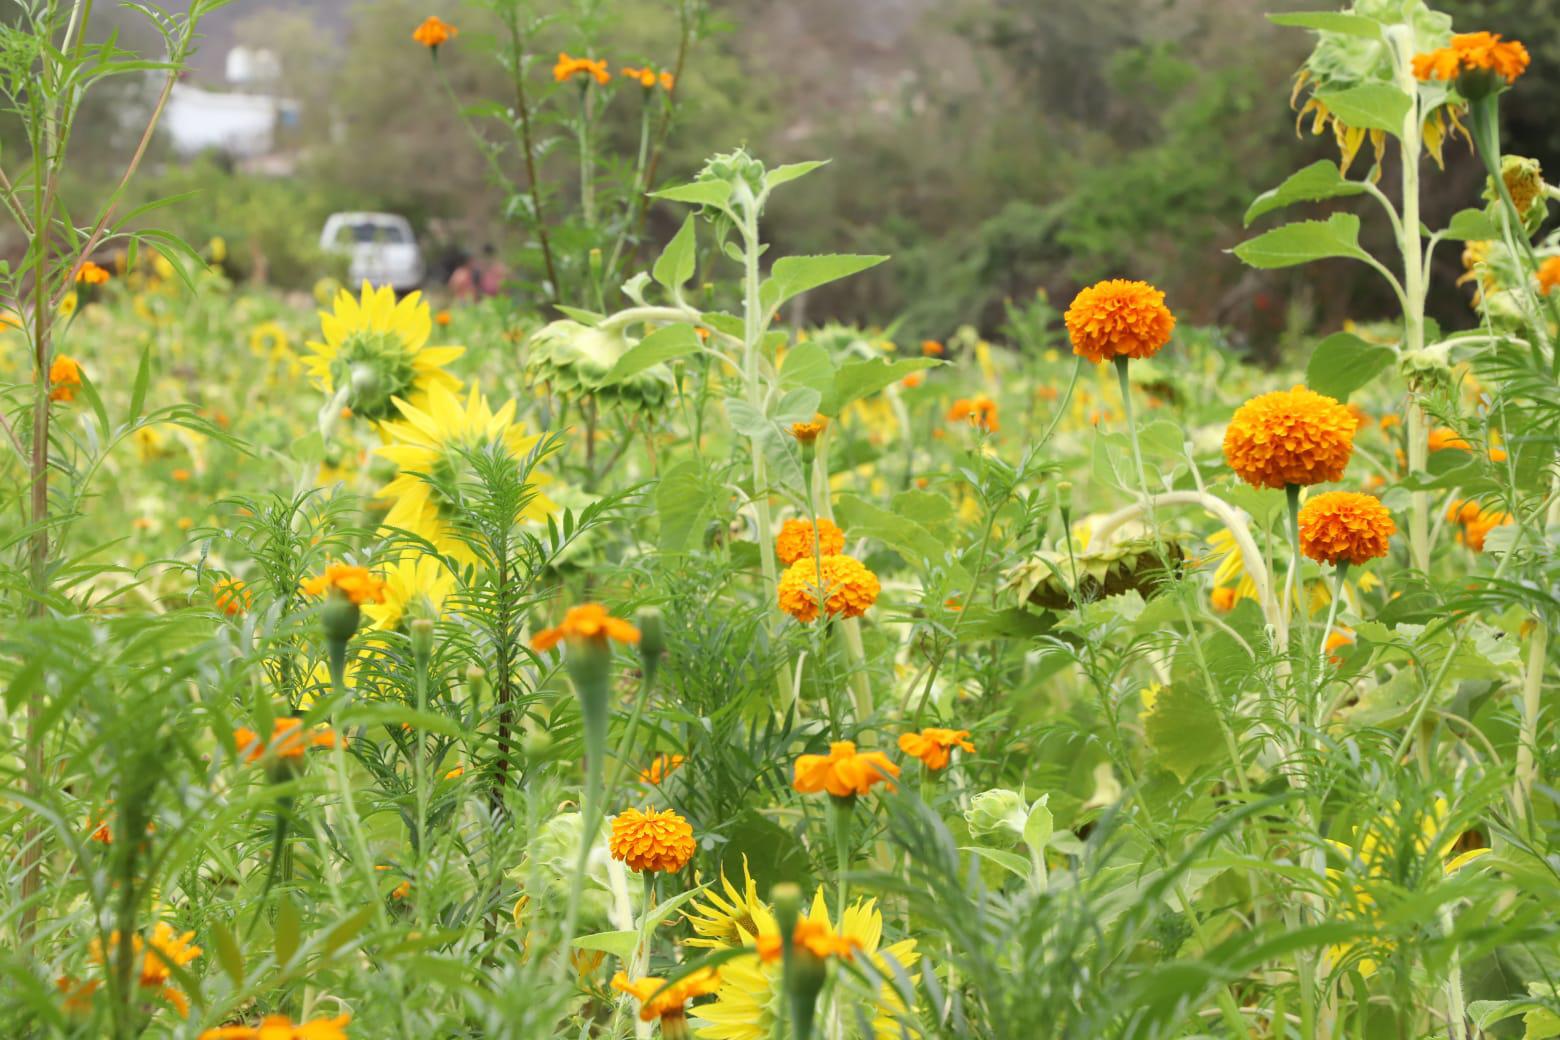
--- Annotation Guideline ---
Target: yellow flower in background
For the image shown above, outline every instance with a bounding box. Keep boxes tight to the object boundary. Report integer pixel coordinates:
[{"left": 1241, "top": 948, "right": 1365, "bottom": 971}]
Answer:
[
  {"left": 306, "top": 282, "right": 464, "bottom": 423},
  {"left": 59, "top": 291, "right": 78, "bottom": 317},
  {"left": 249, "top": 321, "right": 290, "bottom": 358},
  {"left": 685, "top": 857, "right": 766, "bottom": 950},
  {"left": 376, "top": 384, "right": 555, "bottom": 563},
  {"left": 1325, "top": 798, "right": 1490, "bottom": 977},
  {"left": 694, "top": 888, "right": 919, "bottom": 1040},
  {"left": 1202, "top": 527, "right": 1259, "bottom": 609},
  {"left": 362, "top": 553, "right": 455, "bottom": 630}
]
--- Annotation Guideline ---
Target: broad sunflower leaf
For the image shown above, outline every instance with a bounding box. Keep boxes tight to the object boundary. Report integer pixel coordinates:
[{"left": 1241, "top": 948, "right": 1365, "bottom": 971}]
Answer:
[
  {"left": 834, "top": 492, "right": 945, "bottom": 566},
  {"left": 652, "top": 215, "right": 698, "bottom": 291},
  {"left": 961, "top": 846, "right": 1032, "bottom": 881},
  {"left": 1143, "top": 682, "right": 1225, "bottom": 782},
  {"left": 1267, "top": 12, "right": 1382, "bottom": 38},
  {"left": 572, "top": 930, "right": 639, "bottom": 961},
  {"left": 1441, "top": 208, "right": 1501, "bottom": 242},
  {"left": 1244, "top": 160, "right": 1366, "bottom": 225},
  {"left": 765, "top": 160, "right": 829, "bottom": 190},
  {"left": 602, "top": 323, "right": 699, "bottom": 385},
  {"left": 655, "top": 459, "right": 716, "bottom": 553},
  {"left": 1305, "top": 332, "right": 1396, "bottom": 400},
  {"left": 1233, "top": 213, "right": 1368, "bottom": 269},
  {"left": 826, "top": 356, "right": 940, "bottom": 415},
  {"left": 779, "top": 340, "right": 837, "bottom": 397},
  {"left": 1313, "top": 84, "right": 1412, "bottom": 135},
  {"left": 651, "top": 180, "right": 731, "bottom": 209},
  {"left": 760, "top": 254, "right": 888, "bottom": 313}
]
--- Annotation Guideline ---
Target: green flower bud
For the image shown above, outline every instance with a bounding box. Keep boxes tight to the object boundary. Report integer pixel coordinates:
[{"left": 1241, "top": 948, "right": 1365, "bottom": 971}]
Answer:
[
  {"left": 637, "top": 607, "right": 666, "bottom": 681},
  {"left": 965, "top": 788, "right": 1029, "bottom": 846}
]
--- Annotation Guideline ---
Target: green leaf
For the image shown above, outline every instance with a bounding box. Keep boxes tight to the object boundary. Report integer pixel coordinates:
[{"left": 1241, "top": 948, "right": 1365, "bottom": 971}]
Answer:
[
  {"left": 603, "top": 323, "right": 698, "bottom": 384},
  {"left": 1266, "top": 12, "right": 1382, "bottom": 38},
  {"left": 1441, "top": 208, "right": 1501, "bottom": 242},
  {"left": 1144, "top": 683, "right": 1225, "bottom": 782},
  {"left": 1233, "top": 213, "right": 1367, "bottom": 269},
  {"left": 129, "top": 345, "right": 151, "bottom": 423},
  {"left": 961, "top": 846, "right": 1032, "bottom": 881},
  {"left": 827, "top": 357, "right": 940, "bottom": 415},
  {"left": 1023, "top": 794, "right": 1053, "bottom": 851},
  {"left": 652, "top": 215, "right": 698, "bottom": 291},
  {"left": 275, "top": 893, "right": 300, "bottom": 966},
  {"left": 1305, "top": 332, "right": 1396, "bottom": 400},
  {"left": 1244, "top": 160, "right": 1365, "bottom": 225},
  {"left": 552, "top": 305, "right": 602, "bottom": 325},
  {"left": 573, "top": 930, "right": 639, "bottom": 961},
  {"left": 656, "top": 459, "right": 714, "bottom": 553},
  {"left": 779, "top": 341, "right": 837, "bottom": 397},
  {"left": 211, "top": 920, "right": 245, "bottom": 987},
  {"left": 834, "top": 492, "right": 944, "bottom": 566},
  {"left": 651, "top": 180, "right": 732, "bottom": 209},
  {"left": 1313, "top": 84, "right": 1412, "bottom": 135},
  {"left": 760, "top": 254, "right": 888, "bottom": 312},
  {"left": 765, "top": 160, "right": 829, "bottom": 190}
]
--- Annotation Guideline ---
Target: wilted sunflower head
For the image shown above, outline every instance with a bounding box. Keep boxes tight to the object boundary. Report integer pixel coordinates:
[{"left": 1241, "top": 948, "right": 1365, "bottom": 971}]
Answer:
[
  {"left": 1004, "top": 535, "right": 1184, "bottom": 612},
  {"left": 1290, "top": 0, "right": 1463, "bottom": 175},
  {"left": 306, "top": 282, "right": 464, "bottom": 422},
  {"left": 524, "top": 320, "right": 674, "bottom": 415}
]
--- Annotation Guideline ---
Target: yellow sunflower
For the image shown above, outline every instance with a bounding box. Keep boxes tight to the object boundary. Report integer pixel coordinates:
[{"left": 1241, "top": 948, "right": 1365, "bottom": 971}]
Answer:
[
  {"left": 375, "top": 383, "right": 556, "bottom": 562},
  {"left": 685, "top": 857, "right": 767, "bottom": 950},
  {"left": 362, "top": 553, "right": 456, "bottom": 631},
  {"left": 305, "top": 282, "right": 464, "bottom": 423},
  {"left": 694, "top": 888, "right": 919, "bottom": 1040}
]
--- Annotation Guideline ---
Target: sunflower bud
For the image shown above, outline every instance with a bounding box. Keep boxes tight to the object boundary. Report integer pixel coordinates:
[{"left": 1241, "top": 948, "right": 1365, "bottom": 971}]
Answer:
[{"left": 965, "top": 788, "right": 1029, "bottom": 846}]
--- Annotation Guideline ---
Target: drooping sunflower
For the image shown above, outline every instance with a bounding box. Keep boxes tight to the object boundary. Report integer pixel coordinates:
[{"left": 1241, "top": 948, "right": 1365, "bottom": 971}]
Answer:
[
  {"left": 375, "top": 383, "right": 556, "bottom": 562},
  {"left": 694, "top": 888, "right": 919, "bottom": 1040},
  {"left": 305, "top": 282, "right": 464, "bottom": 424}
]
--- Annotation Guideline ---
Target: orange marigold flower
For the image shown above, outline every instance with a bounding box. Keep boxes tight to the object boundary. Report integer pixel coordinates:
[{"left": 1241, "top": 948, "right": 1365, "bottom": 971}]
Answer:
[
  {"left": 947, "top": 395, "right": 999, "bottom": 432},
  {"left": 757, "top": 918, "right": 861, "bottom": 963},
  {"left": 412, "top": 16, "right": 455, "bottom": 48},
  {"left": 531, "top": 602, "right": 641, "bottom": 652},
  {"left": 897, "top": 727, "right": 975, "bottom": 770},
  {"left": 1428, "top": 427, "right": 1472, "bottom": 453},
  {"left": 434, "top": 309, "right": 452, "bottom": 326},
  {"left": 214, "top": 578, "right": 252, "bottom": 616},
  {"left": 1210, "top": 586, "right": 1238, "bottom": 613},
  {"left": 790, "top": 413, "right": 828, "bottom": 444},
  {"left": 49, "top": 354, "right": 82, "bottom": 402},
  {"left": 1447, "top": 499, "right": 1511, "bottom": 552},
  {"left": 658, "top": 71, "right": 675, "bottom": 91},
  {"left": 300, "top": 563, "right": 387, "bottom": 605},
  {"left": 1223, "top": 385, "right": 1357, "bottom": 489},
  {"left": 639, "top": 752, "right": 685, "bottom": 784},
  {"left": 233, "top": 717, "right": 344, "bottom": 763},
  {"left": 621, "top": 66, "right": 660, "bottom": 89},
  {"left": 1324, "top": 626, "right": 1355, "bottom": 666},
  {"left": 611, "top": 967, "right": 721, "bottom": 1022},
  {"left": 921, "top": 339, "right": 945, "bottom": 356},
  {"left": 793, "top": 740, "right": 900, "bottom": 797},
  {"left": 609, "top": 806, "right": 696, "bottom": 873},
  {"left": 56, "top": 975, "right": 101, "bottom": 1014},
  {"left": 1064, "top": 279, "right": 1176, "bottom": 364},
  {"left": 1297, "top": 491, "right": 1395, "bottom": 566},
  {"left": 775, "top": 517, "right": 846, "bottom": 566},
  {"left": 777, "top": 554, "right": 880, "bottom": 623},
  {"left": 1538, "top": 257, "right": 1560, "bottom": 295},
  {"left": 199, "top": 1013, "right": 352, "bottom": 1040},
  {"left": 90, "top": 922, "right": 201, "bottom": 1017},
  {"left": 901, "top": 371, "right": 925, "bottom": 389},
  {"left": 1412, "top": 32, "right": 1529, "bottom": 86},
  {"left": 74, "top": 260, "right": 110, "bottom": 285},
  {"left": 555, "top": 52, "right": 611, "bottom": 85}
]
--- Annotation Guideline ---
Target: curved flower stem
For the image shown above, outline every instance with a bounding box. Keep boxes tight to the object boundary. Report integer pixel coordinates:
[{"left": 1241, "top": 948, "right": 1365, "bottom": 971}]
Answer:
[{"left": 1314, "top": 561, "right": 1349, "bottom": 725}]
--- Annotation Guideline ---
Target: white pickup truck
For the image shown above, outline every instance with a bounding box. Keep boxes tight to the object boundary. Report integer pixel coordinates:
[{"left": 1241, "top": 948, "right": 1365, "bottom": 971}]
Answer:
[{"left": 320, "top": 212, "right": 424, "bottom": 292}]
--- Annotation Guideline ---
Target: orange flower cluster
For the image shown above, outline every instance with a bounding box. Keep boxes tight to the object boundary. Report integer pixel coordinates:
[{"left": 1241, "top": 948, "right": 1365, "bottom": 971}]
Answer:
[
  {"left": 1412, "top": 32, "right": 1529, "bottom": 85},
  {"left": 531, "top": 603, "right": 641, "bottom": 651},
  {"left": 1539, "top": 256, "right": 1560, "bottom": 295},
  {"left": 1064, "top": 279, "right": 1176, "bottom": 364},
  {"left": 611, "top": 967, "right": 720, "bottom": 1022},
  {"left": 90, "top": 922, "right": 201, "bottom": 1017},
  {"left": 75, "top": 260, "right": 110, "bottom": 285},
  {"left": 1446, "top": 499, "right": 1511, "bottom": 552},
  {"left": 639, "top": 752, "right": 685, "bottom": 784},
  {"left": 777, "top": 554, "right": 880, "bottom": 623},
  {"left": 200, "top": 1014, "right": 351, "bottom": 1040},
  {"left": 775, "top": 517, "right": 845, "bottom": 566},
  {"left": 555, "top": 52, "right": 610, "bottom": 84},
  {"left": 233, "top": 717, "right": 344, "bottom": 763},
  {"left": 897, "top": 727, "right": 974, "bottom": 770},
  {"left": 301, "top": 563, "right": 387, "bottom": 605},
  {"left": 921, "top": 339, "right": 945, "bottom": 357},
  {"left": 1223, "top": 386, "right": 1357, "bottom": 489},
  {"left": 609, "top": 806, "right": 696, "bottom": 873},
  {"left": 49, "top": 354, "right": 82, "bottom": 402},
  {"left": 789, "top": 413, "right": 828, "bottom": 444},
  {"left": 947, "top": 395, "right": 999, "bottom": 432},
  {"left": 620, "top": 66, "right": 674, "bottom": 90},
  {"left": 214, "top": 578, "right": 251, "bottom": 617},
  {"left": 757, "top": 917, "right": 862, "bottom": 963},
  {"left": 412, "top": 16, "right": 456, "bottom": 48},
  {"left": 1297, "top": 491, "right": 1395, "bottom": 566},
  {"left": 793, "top": 740, "right": 900, "bottom": 797}
]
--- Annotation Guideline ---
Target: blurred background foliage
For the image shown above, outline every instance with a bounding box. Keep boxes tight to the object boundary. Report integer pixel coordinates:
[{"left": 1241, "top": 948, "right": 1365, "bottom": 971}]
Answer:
[{"left": 16, "top": 0, "right": 1560, "bottom": 356}]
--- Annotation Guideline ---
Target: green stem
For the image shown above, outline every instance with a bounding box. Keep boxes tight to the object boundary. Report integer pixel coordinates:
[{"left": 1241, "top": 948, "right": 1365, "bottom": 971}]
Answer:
[
  {"left": 1113, "top": 357, "right": 1153, "bottom": 511},
  {"left": 830, "top": 796, "right": 852, "bottom": 918},
  {"left": 1315, "top": 561, "right": 1350, "bottom": 726}
]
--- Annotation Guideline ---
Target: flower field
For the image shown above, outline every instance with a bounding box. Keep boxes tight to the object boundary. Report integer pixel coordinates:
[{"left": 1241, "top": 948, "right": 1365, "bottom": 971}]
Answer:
[{"left": 2, "top": 3, "right": 1559, "bottom": 1039}]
